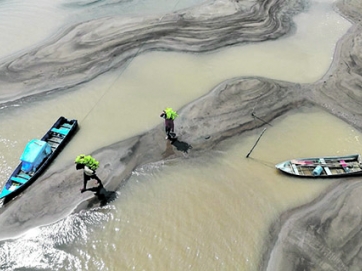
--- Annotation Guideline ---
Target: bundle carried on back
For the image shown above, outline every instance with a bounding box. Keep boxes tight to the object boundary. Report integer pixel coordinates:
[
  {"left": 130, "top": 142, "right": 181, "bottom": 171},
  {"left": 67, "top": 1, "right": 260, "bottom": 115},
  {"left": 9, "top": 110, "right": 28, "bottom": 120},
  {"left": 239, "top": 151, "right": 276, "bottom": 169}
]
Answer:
[
  {"left": 164, "top": 108, "right": 178, "bottom": 120},
  {"left": 75, "top": 154, "right": 99, "bottom": 170}
]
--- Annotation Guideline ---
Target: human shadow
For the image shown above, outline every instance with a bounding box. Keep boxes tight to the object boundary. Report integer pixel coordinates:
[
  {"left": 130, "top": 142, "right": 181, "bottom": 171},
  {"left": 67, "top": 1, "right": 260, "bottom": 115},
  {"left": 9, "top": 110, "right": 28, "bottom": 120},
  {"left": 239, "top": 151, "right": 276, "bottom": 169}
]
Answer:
[
  {"left": 168, "top": 137, "right": 193, "bottom": 153},
  {"left": 83, "top": 182, "right": 117, "bottom": 207}
]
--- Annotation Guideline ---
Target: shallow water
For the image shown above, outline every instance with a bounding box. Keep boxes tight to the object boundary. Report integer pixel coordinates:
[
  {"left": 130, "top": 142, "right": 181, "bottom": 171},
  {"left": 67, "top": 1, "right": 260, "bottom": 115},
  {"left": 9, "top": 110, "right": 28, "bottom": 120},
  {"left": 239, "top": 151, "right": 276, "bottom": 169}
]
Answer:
[
  {"left": 2, "top": 108, "right": 362, "bottom": 270},
  {"left": 0, "top": 0, "right": 354, "bottom": 270},
  {"left": 0, "top": 0, "right": 206, "bottom": 59}
]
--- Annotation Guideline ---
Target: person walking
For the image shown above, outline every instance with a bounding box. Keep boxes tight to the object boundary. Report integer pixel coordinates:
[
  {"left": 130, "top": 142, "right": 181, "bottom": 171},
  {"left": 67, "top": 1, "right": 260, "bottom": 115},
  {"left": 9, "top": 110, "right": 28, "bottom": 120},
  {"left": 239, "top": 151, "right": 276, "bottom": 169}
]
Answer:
[
  {"left": 160, "top": 107, "right": 178, "bottom": 139},
  {"left": 75, "top": 154, "right": 102, "bottom": 193}
]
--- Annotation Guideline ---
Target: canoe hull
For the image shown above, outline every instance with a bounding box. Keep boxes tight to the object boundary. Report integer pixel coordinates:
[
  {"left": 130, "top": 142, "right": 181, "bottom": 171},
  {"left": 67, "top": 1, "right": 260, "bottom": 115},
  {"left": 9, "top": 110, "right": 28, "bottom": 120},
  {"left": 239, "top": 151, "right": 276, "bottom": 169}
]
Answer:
[
  {"left": 275, "top": 154, "right": 362, "bottom": 178},
  {"left": 0, "top": 116, "right": 78, "bottom": 202}
]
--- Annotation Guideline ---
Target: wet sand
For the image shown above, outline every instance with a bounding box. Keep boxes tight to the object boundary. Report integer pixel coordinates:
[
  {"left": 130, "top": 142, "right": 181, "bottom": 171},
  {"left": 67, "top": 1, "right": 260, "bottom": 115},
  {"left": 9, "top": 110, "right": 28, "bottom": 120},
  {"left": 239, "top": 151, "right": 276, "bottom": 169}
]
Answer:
[{"left": 0, "top": 0, "right": 361, "bottom": 269}]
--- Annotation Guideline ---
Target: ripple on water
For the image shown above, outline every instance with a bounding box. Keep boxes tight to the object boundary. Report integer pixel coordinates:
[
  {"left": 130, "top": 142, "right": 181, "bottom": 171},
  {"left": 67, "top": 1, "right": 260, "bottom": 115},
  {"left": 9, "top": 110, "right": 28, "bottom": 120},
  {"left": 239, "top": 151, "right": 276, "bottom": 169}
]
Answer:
[{"left": 0, "top": 206, "right": 115, "bottom": 271}]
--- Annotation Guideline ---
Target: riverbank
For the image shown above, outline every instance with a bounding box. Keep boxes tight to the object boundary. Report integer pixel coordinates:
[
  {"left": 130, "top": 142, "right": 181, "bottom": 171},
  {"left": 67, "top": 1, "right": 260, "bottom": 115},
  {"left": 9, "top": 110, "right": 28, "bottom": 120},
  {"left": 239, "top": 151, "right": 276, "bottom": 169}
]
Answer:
[
  {"left": 260, "top": 0, "right": 362, "bottom": 269},
  {"left": 0, "top": 1, "right": 361, "bottom": 270},
  {"left": 0, "top": 0, "right": 308, "bottom": 238}
]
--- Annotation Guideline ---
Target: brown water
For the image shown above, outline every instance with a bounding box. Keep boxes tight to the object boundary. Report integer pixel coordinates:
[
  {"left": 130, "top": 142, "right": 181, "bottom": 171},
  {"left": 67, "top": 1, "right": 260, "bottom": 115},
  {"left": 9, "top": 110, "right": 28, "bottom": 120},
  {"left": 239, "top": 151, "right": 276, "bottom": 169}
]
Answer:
[
  {"left": 2, "top": 108, "right": 361, "bottom": 270},
  {"left": 0, "top": 0, "right": 354, "bottom": 270}
]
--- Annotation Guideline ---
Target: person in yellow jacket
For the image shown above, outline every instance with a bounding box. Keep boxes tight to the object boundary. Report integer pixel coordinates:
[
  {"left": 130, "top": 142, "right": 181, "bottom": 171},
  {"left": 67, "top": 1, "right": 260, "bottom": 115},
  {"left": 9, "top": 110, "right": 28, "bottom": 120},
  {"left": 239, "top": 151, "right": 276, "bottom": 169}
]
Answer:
[
  {"left": 160, "top": 107, "right": 178, "bottom": 139},
  {"left": 75, "top": 154, "right": 102, "bottom": 193}
]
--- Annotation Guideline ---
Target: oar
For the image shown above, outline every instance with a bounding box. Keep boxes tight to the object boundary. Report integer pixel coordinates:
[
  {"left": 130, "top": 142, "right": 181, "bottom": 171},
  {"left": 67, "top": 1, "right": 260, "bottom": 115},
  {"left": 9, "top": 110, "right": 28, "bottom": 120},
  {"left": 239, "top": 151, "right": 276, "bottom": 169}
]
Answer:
[{"left": 246, "top": 128, "right": 267, "bottom": 158}]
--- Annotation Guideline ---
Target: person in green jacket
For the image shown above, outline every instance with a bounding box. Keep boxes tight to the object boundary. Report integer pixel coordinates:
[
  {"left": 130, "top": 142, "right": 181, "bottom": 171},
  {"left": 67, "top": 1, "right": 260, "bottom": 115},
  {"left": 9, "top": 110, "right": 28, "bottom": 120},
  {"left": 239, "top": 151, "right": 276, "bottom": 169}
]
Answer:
[
  {"left": 160, "top": 107, "right": 178, "bottom": 139},
  {"left": 75, "top": 154, "right": 102, "bottom": 193}
]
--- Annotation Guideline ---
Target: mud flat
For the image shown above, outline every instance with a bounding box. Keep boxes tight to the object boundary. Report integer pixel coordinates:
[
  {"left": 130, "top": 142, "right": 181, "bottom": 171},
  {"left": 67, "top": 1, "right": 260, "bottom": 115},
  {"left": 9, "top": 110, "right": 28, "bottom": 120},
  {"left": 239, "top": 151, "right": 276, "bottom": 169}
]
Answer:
[
  {"left": 260, "top": 0, "right": 362, "bottom": 270},
  {"left": 0, "top": 1, "right": 361, "bottom": 270},
  {"left": 0, "top": 0, "right": 304, "bottom": 104}
]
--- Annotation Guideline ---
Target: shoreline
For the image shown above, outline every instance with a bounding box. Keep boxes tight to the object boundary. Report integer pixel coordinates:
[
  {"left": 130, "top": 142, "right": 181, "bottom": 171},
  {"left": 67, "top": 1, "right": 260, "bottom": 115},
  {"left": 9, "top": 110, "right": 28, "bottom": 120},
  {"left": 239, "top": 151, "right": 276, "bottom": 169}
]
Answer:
[
  {"left": 259, "top": 1, "right": 362, "bottom": 269},
  {"left": 0, "top": 0, "right": 361, "bottom": 270}
]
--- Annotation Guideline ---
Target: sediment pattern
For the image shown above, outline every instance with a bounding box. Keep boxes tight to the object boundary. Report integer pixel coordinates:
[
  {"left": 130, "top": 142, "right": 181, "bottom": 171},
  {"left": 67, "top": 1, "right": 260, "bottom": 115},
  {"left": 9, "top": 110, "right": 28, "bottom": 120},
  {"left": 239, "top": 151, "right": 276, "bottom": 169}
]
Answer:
[
  {"left": 260, "top": 0, "right": 362, "bottom": 269},
  {"left": 262, "top": 181, "right": 362, "bottom": 271},
  {"left": 0, "top": 0, "right": 362, "bottom": 270},
  {"left": 0, "top": 0, "right": 303, "bottom": 103}
]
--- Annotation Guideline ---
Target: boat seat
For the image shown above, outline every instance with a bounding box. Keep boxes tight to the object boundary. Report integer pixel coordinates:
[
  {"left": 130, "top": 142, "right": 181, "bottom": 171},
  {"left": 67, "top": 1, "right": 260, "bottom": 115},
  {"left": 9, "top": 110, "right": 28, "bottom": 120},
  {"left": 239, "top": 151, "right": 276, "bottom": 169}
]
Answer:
[
  {"left": 10, "top": 176, "right": 28, "bottom": 184},
  {"left": 292, "top": 164, "right": 300, "bottom": 175},
  {"left": 61, "top": 123, "right": 72, "bottom": 129},
  {"left": 51, "top": 127, "right": 69, "bottom": 136},
  {"left": 319, "top": 158, "right": 332, "bottom": 175},
  {"left": 18, "top": 173, "right": 31, "bottom": 180},
  {"left": 324, "top": 167, "right": 332, "bottom": 175}
]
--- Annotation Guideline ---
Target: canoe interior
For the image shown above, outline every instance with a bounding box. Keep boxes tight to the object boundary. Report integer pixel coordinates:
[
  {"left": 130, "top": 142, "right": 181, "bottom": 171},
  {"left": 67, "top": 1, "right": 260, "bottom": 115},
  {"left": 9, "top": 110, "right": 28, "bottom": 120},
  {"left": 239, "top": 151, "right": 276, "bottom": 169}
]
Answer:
[
  {"left": 0, "top": 116, "right": 78, "bottom": 202},
  {"left": 275, "top": 154, "right": 362, "bottom": 178}
]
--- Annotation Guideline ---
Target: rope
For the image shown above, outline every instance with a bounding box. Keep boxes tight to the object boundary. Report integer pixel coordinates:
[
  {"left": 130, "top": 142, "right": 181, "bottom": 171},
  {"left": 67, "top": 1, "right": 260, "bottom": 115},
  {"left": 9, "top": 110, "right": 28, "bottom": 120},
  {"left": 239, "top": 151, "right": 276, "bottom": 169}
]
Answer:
[
  {"left": 79, "top": 56, "right": 136, "bottom": 124},
  {"left": 79, "top": 0, "right": 183, "bottom": 124}
]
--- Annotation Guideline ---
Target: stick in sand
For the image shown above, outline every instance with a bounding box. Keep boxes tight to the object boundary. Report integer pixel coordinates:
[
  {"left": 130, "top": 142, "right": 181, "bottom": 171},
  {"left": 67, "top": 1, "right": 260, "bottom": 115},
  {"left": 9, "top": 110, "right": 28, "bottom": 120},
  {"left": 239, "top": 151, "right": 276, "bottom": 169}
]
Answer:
[
  {"left": 252, "top": 112, "right": 272, "bottom": 126},
  {"left": 246, "top": 128, "right": 267, "bottom": 158}
]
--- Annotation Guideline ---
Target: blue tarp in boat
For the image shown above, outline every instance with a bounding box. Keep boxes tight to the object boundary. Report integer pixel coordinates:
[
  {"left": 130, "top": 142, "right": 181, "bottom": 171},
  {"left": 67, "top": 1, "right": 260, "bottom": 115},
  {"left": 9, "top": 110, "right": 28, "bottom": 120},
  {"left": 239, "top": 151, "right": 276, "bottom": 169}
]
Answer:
[{"left": 20, "top": 139, "right": 52, "bottom": 172}]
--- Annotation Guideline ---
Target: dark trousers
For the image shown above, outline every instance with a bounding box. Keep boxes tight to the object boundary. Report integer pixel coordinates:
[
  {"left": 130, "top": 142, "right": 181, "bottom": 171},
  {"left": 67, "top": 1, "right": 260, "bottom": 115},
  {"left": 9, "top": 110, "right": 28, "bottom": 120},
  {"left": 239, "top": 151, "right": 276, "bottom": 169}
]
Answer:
[
  {"left": 83, "top": 172, "right": 102, "bottom": 189},
  {"left": 165, "top": 119, "right": 174, "bottom": 135}
]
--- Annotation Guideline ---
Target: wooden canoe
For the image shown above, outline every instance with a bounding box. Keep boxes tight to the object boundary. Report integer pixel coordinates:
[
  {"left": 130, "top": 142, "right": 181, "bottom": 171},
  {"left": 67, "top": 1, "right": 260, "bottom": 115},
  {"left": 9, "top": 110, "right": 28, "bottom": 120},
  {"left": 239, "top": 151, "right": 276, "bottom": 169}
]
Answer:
[
  {"left": 275, "top": 154, "right": 362, "bottom": 178},
  {"left": 0, "top": 116, "right": 78, "bottom": 202}
]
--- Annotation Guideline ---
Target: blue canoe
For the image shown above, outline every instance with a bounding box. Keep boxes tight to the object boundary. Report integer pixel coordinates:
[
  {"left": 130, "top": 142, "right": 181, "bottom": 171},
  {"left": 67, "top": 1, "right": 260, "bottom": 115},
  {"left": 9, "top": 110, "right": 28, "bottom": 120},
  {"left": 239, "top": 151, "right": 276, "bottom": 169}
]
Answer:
[{"left": 0, "top": 116, "right": 78, "bottom": 201}]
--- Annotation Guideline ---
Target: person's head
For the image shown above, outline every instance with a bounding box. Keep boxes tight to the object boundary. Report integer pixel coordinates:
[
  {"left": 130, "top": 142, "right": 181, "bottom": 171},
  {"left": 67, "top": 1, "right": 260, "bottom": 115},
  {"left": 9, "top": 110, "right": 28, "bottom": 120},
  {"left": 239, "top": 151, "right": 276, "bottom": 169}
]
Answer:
[
  {"left": 76, "top": 163, "right": 84, "bottom": 170},
  {"left": 75, "top": 154, "right": 86, "bottom": 170}
]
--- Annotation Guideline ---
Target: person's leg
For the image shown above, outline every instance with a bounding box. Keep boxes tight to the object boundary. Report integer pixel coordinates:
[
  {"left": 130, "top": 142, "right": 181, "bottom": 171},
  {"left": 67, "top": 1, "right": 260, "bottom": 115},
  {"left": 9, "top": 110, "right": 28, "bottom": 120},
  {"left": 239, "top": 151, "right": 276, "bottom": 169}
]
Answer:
[
  {"left": 81, "top": 173, "right": 91, "bottom": 192},
  {"left": 165, "top": 120, "right": 176, "bottom": 138},
  {"left": 170, "top": 120, "right": 176, "bottom": 137},
  {"left": 170, "top": 120, "right": 174, "bottom": 133},
  {"left": 81, "top": 180, "right": 103, "bottom": 194},
  {"left": 165, "top": 119, "right": 174, "bottom": 138},
  {"left": 93, "top": 174, "right": 102, "bottom": 185},
  {"left": 165, "top": 120, "right": 171, "bottom": 132},
  {"left": 84, "top": 186, "right": 98, "bottom": 193},
  {"left": 164, "top": 119, "right": 169, "bottom": 133}
]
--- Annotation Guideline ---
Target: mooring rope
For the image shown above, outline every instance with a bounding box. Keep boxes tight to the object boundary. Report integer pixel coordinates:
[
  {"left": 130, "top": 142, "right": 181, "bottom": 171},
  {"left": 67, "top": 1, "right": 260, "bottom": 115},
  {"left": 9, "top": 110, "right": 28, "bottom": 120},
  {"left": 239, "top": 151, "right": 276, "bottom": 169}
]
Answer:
[{"left": 80, "top": 0, "right": 184, "bottom": 124}]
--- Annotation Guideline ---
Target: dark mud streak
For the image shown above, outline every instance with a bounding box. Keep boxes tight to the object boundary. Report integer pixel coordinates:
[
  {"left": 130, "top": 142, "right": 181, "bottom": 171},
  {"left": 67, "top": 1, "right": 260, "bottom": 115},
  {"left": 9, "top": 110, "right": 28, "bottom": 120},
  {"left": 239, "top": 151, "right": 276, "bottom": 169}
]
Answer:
[
  {"left": 0, "top": 0, "right": 361, "bottom": 270},
  {"left": 259, "top": 0, "right": 362, "bottom": 268},
  {"left": 0, "top": 0, "right": 303, "bottom": 103}
]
